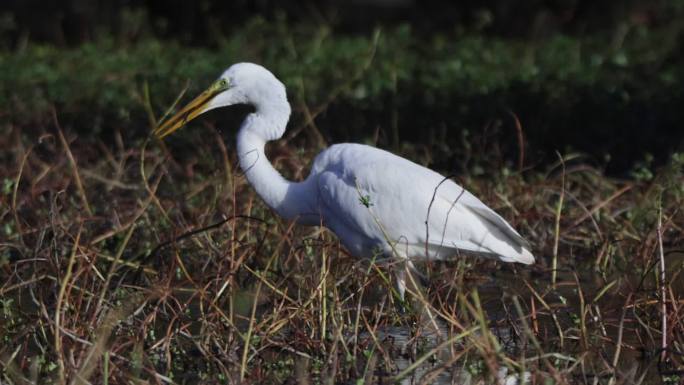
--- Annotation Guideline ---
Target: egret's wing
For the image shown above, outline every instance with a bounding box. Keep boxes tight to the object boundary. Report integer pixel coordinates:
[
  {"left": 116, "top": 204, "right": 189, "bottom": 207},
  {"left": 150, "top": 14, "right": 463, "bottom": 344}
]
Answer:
[
  {"left": 430, "top": 188, "right": 534, "bottom": 263},
  {"left": 444, "top": 187, "right": 531, "bottom": 249},
  {"left": 464, "top": 204, "right": 529, "bottom": 247},
  {"left": 312, "top": 144, "right": 534, "bottom": 264}
]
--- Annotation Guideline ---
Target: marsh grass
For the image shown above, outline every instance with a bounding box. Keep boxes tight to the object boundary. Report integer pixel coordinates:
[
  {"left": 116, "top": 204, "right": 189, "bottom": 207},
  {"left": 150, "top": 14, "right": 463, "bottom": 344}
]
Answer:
[
  {"left": 1, "top": 114, "right": 682, "bottom": 384},
  {"left": 2, "top": 13, "right": 684, "bottom": 384}
]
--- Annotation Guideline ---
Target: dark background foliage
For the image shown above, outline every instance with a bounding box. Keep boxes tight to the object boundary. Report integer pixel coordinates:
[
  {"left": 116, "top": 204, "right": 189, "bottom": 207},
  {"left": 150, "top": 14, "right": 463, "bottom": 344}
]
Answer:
[
  {"left": 1, "top": 0, "right": 683, "bottom": 175},
  {"left": 0, "top": 0, "right": 675, "bottom": 44}
]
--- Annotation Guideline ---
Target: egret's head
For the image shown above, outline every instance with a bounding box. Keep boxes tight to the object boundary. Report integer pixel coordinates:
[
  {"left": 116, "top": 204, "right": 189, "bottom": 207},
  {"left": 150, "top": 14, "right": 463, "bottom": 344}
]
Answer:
[{"left": 154, "top": 63, "right": 289, "bottom": 139}]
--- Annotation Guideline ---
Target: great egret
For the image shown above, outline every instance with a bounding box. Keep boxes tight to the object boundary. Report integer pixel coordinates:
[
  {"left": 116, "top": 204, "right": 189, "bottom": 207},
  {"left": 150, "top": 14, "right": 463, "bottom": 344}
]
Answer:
[{"left": 154, "top": 63, "right": 534, "bottom": 298}]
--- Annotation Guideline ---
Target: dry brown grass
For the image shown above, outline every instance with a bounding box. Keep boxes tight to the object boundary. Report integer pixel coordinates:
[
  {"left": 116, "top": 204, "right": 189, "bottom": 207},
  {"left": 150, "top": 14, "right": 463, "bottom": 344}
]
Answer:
[{"left": 1, "top": 121, "right": 683, "bottom": 384}]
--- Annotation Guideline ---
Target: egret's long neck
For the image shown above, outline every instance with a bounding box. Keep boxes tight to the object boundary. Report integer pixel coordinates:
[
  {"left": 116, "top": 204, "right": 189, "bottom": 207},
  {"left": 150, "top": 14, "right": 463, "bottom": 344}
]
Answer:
[{"left": 236, "top": 110, "right": 316, "bottom": 222}]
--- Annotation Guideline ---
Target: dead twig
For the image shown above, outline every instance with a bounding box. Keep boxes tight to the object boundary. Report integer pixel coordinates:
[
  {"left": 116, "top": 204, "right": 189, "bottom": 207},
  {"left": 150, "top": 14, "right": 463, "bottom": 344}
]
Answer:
[{"left": 53, "top": 108, "right": 92, "bottom": 216}]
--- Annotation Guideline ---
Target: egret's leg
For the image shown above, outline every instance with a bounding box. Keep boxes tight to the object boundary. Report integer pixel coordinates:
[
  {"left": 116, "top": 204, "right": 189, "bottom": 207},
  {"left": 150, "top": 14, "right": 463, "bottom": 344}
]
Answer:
[
  {"left": 400, "top": 260, "right": 443, "bottom": 338},
  {"left": 399, "top": 260, "right": 423, "bottom": 299},
  {"left": 395, "top": 265, "right": 406, "bottom": 301}
]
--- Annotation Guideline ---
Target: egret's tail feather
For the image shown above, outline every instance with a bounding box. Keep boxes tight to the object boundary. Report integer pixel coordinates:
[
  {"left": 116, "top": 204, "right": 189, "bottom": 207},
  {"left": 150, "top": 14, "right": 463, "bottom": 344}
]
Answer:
[
  {"left": 498, "top": 246, "right": 535, "bottom": 265},
  {"left": 519, "top": 247, "right": 535, "bottom": 264}
]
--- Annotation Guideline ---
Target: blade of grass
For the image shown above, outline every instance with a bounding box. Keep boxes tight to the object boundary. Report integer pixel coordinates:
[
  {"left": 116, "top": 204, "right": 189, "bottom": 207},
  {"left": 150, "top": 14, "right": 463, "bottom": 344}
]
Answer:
[
  {"left": 93, "top": 224, "right": 137, "bottom": 318},
  {"left": 55, "top": 224, "right": 83, "bottom": 385},
  {"left": 524, "top": 280, "right": 565, "bottom": 348},
  {"left": 552, "top": 152, "right": 566, "bottom": 288},
  {"left": 607, "top": 293, "right": 632, "bottom": 385},
  {"left": 54, "top": 109, "right": 92, "bottom": 216},
  {"left": 240, "top": 249, "right": 280, "bottom": 381},
  {"left": 11, "top": 146, "right": 32, "bottom": 247},
  {"left": 657, "top": 202, "right": 667, "bottom": 362}
]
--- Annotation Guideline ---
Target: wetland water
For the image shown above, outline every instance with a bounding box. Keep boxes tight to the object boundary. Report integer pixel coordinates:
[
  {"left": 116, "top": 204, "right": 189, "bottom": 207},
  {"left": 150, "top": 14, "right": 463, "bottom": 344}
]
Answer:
[
  {"left": 402, "top": 258, "right": 681, "bottom": 384},
  {"left": 234, "top": 253, "right": 683, "bottom": 384}
]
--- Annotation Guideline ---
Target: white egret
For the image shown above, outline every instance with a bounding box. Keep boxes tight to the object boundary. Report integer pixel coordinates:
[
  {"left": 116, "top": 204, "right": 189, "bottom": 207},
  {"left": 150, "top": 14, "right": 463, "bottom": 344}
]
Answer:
[{"left": 154, "top": 63, "right": 534, "bottom": 298}]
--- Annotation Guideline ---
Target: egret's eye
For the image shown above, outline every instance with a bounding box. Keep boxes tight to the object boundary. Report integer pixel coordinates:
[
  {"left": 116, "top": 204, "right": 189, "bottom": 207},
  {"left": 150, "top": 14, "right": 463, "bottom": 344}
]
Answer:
[{"left": 216, "top": 78, "right": 229, "bottom": 90}]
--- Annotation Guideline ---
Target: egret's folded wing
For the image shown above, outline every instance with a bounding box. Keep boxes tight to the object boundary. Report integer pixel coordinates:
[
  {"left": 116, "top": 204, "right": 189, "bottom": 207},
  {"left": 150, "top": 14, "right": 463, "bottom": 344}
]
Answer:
[
  {"left": 311, "top": 143, "right": 533, "bottom": 264},
  {"left": 460, "top": 195, "right": 530, "bottom": 249}
]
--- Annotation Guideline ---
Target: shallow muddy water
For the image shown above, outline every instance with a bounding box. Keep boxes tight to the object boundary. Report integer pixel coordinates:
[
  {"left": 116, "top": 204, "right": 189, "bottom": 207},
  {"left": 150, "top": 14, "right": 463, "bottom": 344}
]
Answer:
[{"left": 233, "top": 251, "right": 683, "bottom": 384}]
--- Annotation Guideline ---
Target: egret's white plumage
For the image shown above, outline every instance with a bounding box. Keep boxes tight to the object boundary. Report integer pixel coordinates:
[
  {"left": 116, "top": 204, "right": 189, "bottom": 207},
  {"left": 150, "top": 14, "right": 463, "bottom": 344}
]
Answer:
[{"left": 155, "top": 62, "right": 535, "bottom": 297}]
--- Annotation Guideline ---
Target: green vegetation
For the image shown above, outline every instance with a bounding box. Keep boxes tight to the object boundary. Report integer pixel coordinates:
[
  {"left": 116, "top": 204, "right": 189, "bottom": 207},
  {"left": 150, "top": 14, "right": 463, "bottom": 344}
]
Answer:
[
  {"left": 1, "top": 17, "right": 683, "bottom": 171},
  {"left": 1, "top": 14, "right": 683, "bottom": 385}
]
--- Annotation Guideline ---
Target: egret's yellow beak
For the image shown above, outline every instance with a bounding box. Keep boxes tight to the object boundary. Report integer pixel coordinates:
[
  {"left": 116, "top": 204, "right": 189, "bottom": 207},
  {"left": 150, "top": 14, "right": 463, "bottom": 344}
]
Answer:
[{"left": 154, "top": 79, "right": 229, "bottom": 139}]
